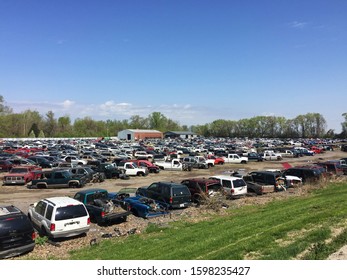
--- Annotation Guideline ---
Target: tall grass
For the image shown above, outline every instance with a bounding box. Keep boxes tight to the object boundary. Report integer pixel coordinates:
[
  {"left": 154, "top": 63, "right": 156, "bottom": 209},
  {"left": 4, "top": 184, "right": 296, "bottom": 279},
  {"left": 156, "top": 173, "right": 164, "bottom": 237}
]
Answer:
[{"left": 69, "top": 182, "right": 347, "bottom": 260}]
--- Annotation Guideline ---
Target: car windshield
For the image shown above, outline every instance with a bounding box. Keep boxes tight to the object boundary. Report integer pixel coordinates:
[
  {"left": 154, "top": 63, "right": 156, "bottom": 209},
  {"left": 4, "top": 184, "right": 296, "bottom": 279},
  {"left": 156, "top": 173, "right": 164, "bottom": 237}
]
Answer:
[
  {"left": 55, "top": 204, "right": 88, "bottom": 221},
  {"left": 10, "top": 168, "right": 28, "bottom": 173}
]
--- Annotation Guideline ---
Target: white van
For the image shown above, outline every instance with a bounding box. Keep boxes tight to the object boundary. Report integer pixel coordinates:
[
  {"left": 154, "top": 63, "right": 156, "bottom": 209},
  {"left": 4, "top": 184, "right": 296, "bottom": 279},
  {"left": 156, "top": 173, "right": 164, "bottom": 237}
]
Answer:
[
  {"left": 28, "top": 197, "right": 90, "bottom": 239},
  {"left": 209, "top": 175, "right": 247, "bottom": 198}
]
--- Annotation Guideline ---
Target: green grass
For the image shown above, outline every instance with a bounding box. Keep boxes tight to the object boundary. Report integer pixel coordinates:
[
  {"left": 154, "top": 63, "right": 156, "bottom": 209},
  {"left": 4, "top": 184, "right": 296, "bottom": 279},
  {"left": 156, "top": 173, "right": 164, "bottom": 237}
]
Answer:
[{"left": 69, "top": 182, "right": 347, "bottom": 260}]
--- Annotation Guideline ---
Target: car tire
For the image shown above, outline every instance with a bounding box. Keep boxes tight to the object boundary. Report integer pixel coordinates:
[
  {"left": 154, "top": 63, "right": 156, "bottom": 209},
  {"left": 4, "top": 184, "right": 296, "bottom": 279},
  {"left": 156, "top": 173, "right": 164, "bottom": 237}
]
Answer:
[{"left": 40, "top": 226, "right": 48, "bottom": 237}]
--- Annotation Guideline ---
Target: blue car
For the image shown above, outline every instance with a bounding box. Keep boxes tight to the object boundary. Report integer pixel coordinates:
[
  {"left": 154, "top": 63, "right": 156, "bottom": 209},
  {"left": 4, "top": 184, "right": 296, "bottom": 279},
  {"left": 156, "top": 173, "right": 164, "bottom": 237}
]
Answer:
[{"left": 124, "top": 196, "right": 170, "bottom": 219}]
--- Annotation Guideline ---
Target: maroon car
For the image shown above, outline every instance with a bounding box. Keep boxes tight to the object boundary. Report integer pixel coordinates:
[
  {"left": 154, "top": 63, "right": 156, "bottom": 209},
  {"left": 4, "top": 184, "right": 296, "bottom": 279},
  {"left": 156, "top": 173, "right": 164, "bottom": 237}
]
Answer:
[{"left": 181, "top": 178, "right": 223, "bottom": 203}]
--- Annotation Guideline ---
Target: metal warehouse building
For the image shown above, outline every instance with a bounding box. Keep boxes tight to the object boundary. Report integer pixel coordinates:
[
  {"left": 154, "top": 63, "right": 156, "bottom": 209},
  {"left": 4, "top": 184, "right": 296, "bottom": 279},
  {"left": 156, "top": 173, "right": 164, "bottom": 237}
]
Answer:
[
  {"left": 164, "top": 131, "right": 198, "bottom": 139},
  {"left": 117, "top": 129, "right": 163, "bottom": 141}
]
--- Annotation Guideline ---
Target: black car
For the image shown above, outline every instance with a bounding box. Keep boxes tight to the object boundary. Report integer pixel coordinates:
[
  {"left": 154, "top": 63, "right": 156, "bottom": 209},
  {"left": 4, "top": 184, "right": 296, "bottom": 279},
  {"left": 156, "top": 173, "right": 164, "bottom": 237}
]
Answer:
[
  {"left": 0, "top": 205, "right": 36, "bottom": 259},
  {"left": 282, "top": 165, "right": 325, "bottom": 183},
  {"left": 27, "top": 156, "right": 53, "bottom": 168},
  {"left": 69, "top": 166, "right": 103, "bottom": 183},
  {"left": 246, "top": 152, "right": 263, "bottom": 162},
  {"left": 136, "top": 182, "right": 192, "bottom": 209},
  {"left": 91, "top": 163, "right": 127, "bottom": 179}
]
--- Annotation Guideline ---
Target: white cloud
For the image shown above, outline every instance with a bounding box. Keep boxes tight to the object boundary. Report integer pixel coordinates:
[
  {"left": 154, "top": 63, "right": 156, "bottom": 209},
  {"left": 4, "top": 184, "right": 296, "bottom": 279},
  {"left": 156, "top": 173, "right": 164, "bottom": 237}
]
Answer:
[
  {"left": 8, "top": 98, "right": 206, "bottom": 125},
  {"left": 288, "top": 21, "right": 308, "bottom": 29},
  {"left": 60, "top": 100, "right": 75, "bottom": 109}
]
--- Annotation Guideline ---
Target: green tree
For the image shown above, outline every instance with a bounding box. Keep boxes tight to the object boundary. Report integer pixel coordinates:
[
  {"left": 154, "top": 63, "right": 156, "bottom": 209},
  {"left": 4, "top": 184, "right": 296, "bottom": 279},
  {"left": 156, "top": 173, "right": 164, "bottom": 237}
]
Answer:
[
  {"left": 38, "top": 130, "right": 45, "bottom": 138},
  {"left": 129, "top": 115, "right": 148, "bottom": 129},
  {"left": 28, "top": 130, "right": 36, "bottom": 138},
  {"left": 43, "top": 111, "right": 57, "bottom": 137},
  {"left": 148, "top": 112, "right": 167, "bottom": 131},
  {"left": 21, "top": 110, "right": 43, "bottom": 137},
  {"left": 57, "top": 115, "right": 72, "bottom": 136}
]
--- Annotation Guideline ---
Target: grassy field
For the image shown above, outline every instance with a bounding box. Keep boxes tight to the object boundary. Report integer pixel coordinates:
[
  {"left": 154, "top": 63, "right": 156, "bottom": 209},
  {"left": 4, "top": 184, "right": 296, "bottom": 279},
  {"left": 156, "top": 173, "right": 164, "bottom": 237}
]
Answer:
[{"left": 69, "top": 181, "right": 347, "bottom": 260}]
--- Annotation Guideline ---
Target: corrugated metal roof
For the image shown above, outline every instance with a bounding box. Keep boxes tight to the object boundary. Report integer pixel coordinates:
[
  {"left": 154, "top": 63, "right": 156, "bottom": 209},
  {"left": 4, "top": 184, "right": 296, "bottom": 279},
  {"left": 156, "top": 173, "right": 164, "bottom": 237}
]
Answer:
[{"left": 165, "top": 131, "right": 197, "bottom": 135}]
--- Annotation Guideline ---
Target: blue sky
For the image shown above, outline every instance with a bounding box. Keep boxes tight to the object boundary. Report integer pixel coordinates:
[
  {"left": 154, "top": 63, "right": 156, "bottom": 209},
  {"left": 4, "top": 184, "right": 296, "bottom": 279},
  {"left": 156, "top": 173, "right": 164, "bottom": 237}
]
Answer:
[{"left": 1, "top": 0, "right": 346, "bottom": 132}]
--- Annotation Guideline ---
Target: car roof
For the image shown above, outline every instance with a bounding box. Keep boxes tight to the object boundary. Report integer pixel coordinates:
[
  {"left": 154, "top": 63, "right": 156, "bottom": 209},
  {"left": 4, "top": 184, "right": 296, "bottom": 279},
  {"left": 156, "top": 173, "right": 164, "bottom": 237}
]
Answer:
[
  {"left": 74, "top": 188, "right": 107, "bottom": 195},
  {"left": 43, "top": 196, "right": 83, "bottom": 206},
  {"left": 0, "top": 205, "right": 22, "bottom": 217},
  {"left": 156, "top": 181, "right": 187, "bottom": 187},
  {"left": 250, "top": 170, "right": 279, "bottom": 175},
  {"left": 182, "top": 178, "right": 220, "bottom": 184},
  {"left": 209, "top": 175, "right": 243, "bottom": 181}
]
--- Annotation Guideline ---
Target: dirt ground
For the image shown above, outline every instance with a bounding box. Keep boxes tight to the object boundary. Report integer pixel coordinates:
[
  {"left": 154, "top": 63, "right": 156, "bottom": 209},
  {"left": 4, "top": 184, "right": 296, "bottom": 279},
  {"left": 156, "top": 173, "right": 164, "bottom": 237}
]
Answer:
[{"left": 1, "top": 149, "right": 347, "bottom": 260}]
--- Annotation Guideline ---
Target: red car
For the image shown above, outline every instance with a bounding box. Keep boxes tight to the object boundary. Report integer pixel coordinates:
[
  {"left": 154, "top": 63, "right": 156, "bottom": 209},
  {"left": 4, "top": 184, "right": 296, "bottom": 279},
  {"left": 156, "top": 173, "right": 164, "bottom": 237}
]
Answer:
[
  {"left": 206, "top": 154, "right": 225, "bottom": 165},
  {"left": 310, "top": 146, "right": 324, "bottom": 154},
  {"left": 3, "top": 165, "right": 42, "bottom": 185},
  {"left": 181, "top": 178, "right": 223, "bottom": 203}
]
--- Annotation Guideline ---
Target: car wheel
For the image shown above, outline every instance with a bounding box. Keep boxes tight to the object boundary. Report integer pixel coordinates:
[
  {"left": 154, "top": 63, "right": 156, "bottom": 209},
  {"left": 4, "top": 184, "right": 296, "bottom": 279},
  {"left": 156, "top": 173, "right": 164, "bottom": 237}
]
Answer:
[
  {"left": 131, "top": 208, "right": 139, "bottom": 217},
  {"left": 40, "top": 226, "right": 48, "bottom": 237},
  {"left": 69, "top": 182, "right": 77, "bottom": 188},
  {"left": 37, "top": 183, "right": 47, "bottom": 189}
]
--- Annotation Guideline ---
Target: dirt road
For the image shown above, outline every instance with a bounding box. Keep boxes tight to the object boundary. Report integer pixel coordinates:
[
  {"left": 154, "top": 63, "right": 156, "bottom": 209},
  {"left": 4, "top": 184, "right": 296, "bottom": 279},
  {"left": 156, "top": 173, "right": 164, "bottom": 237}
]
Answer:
[{"left": 1, "top": 149, "right": 346, "bottom": 259}]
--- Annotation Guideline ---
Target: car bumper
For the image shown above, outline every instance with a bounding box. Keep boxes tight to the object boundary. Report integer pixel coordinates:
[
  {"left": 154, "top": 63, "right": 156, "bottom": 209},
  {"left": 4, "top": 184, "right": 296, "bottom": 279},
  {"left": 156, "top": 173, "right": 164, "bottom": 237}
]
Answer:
[
  {"left": 50, "top": 227, "right": 90, "bottom": 239},
  {"left": 171, "top": 202, "right": 192, "bottom": 209},
  {"left": 3, "top": 180, "right": 26, "bottom": 185},
  {"left": 0, "top": 242, "right": 35, "bottom": 259}
]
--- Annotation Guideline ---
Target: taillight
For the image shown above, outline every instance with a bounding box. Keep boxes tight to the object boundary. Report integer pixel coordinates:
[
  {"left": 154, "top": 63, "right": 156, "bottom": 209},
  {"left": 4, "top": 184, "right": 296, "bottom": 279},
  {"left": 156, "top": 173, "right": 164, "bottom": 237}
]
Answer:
[
  {"left": 169, "top": 197, "right": 173, "bottom": 204},
  {"left": 101, "top": 211, "right": 105, "bottom": 218},
  {"left": 87, "top": 217, "right": 91, "bottom": 225},
  {"left": 31, "top": 232, "right": 36, "bottom": 240},
  {"left": 231, "top": 189, "right": 235, "bottom": 194},
  {"left": 50, "top": 223, "right": 56, "bottom": 232}
]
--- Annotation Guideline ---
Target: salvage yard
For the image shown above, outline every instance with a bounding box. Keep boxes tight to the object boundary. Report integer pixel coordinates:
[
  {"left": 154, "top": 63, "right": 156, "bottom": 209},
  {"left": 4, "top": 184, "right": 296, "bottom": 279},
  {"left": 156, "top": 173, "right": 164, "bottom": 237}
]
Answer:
[{"left": 1, "top": 149, "right": 347, "bottom": 260}]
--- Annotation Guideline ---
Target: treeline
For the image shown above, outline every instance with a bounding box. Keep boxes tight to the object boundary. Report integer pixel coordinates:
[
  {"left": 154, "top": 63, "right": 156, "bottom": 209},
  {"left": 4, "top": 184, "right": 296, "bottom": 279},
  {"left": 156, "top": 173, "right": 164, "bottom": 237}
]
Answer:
[{"left": 0, "top": 96, "right": 346, "bottom": 138}]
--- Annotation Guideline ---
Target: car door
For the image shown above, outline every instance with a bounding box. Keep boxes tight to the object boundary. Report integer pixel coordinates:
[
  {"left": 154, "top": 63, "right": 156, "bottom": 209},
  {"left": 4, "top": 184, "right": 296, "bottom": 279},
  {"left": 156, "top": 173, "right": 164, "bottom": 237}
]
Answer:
[
  {"left": 52, "top": 171, "right": 68, "bottom": 187},
  {"left": 145, "top": 183, "right": 161, "bottom": 200},
  {"left": 31, "top": 200, "right": 47, "bottom": 228}
]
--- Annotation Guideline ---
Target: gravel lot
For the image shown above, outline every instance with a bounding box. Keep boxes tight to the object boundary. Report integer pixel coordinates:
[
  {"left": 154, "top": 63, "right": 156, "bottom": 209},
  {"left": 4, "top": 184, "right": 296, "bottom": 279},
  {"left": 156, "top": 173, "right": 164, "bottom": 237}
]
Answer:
[{"left": 1, "top": 149, "right": 346, "bottom": 260}]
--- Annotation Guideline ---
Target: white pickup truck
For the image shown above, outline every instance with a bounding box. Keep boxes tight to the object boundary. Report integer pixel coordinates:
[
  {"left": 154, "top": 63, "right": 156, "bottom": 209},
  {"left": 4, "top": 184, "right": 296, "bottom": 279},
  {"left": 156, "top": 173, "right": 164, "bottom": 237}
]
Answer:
[
  {"left": 154, "top": 159, "right": 191, "bottom": 171},
  {"left": 222, "top": 154, "right": 248, "bottom": 164},
  {"left": 194, "top": 156, "right": 215, "bottom": 168},
  {"left": 261, "top": 151, "right": 283, "bottom": 161},
  {"left": 116, "top": 162, "right": 149, "bottom": 176}
]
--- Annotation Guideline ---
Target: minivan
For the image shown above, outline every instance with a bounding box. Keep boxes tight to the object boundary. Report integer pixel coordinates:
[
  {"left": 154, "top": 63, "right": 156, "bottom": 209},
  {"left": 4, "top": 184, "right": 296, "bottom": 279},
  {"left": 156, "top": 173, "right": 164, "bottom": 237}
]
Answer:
[
  {"left": 136, "top": 182, "right": 192, "bottom": 209},
  {"left": 0, "top": 205, "right": 36, "bottom": 259}
]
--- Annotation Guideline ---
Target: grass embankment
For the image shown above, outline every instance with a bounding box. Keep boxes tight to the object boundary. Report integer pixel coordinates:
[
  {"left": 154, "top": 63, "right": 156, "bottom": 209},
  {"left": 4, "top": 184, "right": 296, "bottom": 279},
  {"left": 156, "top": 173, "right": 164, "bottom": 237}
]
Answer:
[{"left": 70, "top": 182, "right": 347, "bottom": 260}]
